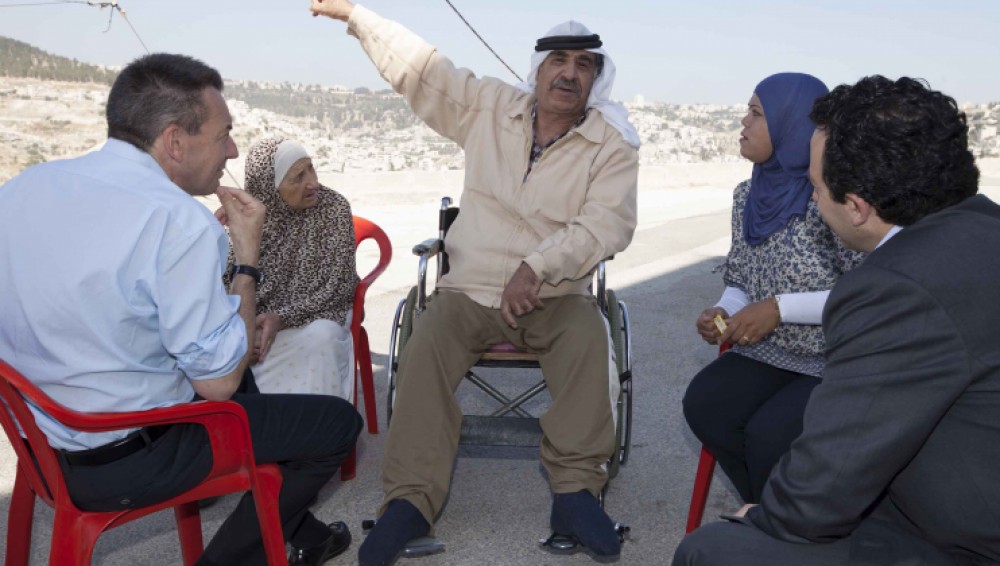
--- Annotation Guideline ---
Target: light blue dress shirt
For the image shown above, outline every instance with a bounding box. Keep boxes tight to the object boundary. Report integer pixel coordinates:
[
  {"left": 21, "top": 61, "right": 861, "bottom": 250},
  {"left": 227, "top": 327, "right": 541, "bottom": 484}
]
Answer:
[{"left": 0, "top": 139, "right": 247, "bottom": 450}]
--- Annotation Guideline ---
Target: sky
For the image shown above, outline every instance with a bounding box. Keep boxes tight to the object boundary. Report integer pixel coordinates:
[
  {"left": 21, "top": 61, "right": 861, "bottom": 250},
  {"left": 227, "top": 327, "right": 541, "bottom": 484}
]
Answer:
[{"left": 0, "top": 0, "right": 998, "bottom": 105}]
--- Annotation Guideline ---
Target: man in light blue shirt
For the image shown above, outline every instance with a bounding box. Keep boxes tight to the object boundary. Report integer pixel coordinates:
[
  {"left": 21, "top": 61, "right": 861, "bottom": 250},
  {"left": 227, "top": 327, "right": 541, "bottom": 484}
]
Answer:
[{"left": 0, "top": 53, "right": 360, "bottom": 565}]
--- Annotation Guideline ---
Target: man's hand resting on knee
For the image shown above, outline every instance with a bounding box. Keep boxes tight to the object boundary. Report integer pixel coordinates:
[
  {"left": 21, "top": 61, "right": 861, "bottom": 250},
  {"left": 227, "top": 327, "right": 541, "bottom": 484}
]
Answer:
[{"left": 500, "top": 262, "right": 544, "bottom": 329}]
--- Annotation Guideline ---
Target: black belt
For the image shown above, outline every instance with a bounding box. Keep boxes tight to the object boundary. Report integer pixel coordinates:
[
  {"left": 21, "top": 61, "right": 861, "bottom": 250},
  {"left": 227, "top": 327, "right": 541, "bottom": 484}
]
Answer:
[{"left": 61, "top": 425, "right": 170, "bottom": 466}]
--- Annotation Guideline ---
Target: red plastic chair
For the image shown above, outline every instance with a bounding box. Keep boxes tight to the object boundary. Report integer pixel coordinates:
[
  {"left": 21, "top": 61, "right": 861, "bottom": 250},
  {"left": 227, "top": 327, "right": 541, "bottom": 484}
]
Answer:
[
  {"left": 0, "top": 359, "right": 288, "bottom": 566},
  {"left": 685, "top": 342, "right": 731, "bottom": 534},
  {"left": 340, "top": 216, "right": 392, "bottom": 481}
]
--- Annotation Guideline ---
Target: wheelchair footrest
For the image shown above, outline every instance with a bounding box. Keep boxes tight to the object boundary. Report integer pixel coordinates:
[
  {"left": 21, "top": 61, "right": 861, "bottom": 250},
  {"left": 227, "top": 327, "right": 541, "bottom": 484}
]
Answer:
[
  {"left": 460, "top": 415, "right": 541, "bottom": 447},
  {"left": 538, "top": 523, "right": 630, "bottom": 562},
  {"left": 361, "top": 520, "right": 446, "bottom": 558},
  {"left": 401, "top": 536, "right": 446, "bottom": 558}
]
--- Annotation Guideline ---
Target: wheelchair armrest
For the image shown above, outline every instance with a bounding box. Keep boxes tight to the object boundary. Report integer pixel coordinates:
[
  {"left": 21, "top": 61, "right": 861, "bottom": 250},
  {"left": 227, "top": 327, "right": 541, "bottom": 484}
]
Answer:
[
  {"left": 412, "top": 238, "right": 443, "bottom": 257},
  {"left": 413, "top": 238, "right": 444, "bottom": 312}
]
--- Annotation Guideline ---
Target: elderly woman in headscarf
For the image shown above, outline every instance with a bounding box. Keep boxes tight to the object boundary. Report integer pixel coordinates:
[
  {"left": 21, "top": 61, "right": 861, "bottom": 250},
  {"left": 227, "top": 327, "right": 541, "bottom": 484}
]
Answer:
[
  {"left": 682, "top": 73, "right": 865, "bottom": 504},
  {"left": 226, "top": 137, "right": 359, "bottom": 400}
]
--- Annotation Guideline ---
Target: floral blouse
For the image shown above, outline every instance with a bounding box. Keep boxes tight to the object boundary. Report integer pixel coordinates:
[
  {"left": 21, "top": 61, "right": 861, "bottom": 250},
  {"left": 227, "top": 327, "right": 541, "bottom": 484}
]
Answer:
[{"left": 723, "top": 179, "right": 865, "bottom": 377}]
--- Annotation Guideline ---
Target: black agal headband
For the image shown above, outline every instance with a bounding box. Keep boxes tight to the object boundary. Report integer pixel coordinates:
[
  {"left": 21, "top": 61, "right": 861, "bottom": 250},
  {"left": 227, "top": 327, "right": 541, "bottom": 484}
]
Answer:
[{"left": 534, "top": 34, "right": 602, "bottom": 52}]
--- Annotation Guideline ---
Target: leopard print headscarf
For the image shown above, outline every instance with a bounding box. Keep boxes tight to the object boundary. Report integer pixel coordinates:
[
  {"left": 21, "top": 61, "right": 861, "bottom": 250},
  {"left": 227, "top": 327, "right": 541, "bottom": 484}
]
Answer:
[{"left": 226, "top": 137, "right": 358, "bottom": 328}]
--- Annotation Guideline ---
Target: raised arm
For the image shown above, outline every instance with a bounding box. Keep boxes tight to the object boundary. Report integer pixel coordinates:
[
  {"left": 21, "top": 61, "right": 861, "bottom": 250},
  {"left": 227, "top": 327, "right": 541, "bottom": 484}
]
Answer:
[
  {"left": 311, "top": 1, "right": 504, "bottom": 146},
  {"left": 189, "top": 187, "right": 264, "bottom": 400},
  {"left": 309, "top": 0, "right": 354, "bottom": 21}
]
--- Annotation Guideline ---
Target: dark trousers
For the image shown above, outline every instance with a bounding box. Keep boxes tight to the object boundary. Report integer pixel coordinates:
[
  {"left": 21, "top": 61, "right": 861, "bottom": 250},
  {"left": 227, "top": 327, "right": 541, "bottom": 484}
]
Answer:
[
  {"left": 59, "top": 370, "right": 363, "bottom": 565},
  {"left": 682, "top": 352, "right": 818, "bottom": 503},
  {"left": 673, "top": 517, "right": 956, "bottom": 565}
]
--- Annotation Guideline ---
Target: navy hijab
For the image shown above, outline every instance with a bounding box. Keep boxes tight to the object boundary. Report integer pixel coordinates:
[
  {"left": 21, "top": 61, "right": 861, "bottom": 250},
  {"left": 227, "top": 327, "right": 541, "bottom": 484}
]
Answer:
[{"left": 742, "top": 73, "right": 829, "bottom": 245}]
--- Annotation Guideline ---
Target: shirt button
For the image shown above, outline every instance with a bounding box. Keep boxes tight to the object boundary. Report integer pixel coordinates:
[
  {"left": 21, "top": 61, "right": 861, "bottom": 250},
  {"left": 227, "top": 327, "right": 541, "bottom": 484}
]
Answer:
[{"left": 120, "top": 498, "right": 131, "bottom": 506}]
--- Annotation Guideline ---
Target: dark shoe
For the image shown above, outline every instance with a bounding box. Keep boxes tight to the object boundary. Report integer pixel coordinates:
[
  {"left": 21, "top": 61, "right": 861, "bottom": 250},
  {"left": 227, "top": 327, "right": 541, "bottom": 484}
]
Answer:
[
  {"left": 358, "top": 499, "right": 430, "bottom": 566},
  {"left": 549, "top": 490, "right": 621, "bottom": 561},
  {"left": 289, "top": 521, "right": 352, "bottom": 566}
]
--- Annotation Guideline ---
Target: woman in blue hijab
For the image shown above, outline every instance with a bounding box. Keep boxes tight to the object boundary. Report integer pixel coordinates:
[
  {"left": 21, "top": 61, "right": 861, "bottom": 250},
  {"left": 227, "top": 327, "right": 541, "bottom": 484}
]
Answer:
[{"left": 682, "top": 73, "right": 865, "bottom": 503}]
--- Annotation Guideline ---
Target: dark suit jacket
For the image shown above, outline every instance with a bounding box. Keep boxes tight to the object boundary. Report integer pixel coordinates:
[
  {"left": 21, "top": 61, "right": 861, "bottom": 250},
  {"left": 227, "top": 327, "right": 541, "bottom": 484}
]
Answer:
[{"left": 747, "top": 194, "right": 1000, "bottom": 565}]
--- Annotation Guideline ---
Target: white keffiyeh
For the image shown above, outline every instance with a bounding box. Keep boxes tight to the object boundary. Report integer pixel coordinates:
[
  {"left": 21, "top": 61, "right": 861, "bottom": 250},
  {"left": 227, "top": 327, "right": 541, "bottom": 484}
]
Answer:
[{"left": 516, "top": 20, "right": 641, "bottom": 149}]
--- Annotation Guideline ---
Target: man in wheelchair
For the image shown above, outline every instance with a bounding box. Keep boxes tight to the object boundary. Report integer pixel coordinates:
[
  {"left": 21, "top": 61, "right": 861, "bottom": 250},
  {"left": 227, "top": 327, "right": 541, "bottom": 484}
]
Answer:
[{"left": 310, "top": 2, "right": 640, "bottom": 564}]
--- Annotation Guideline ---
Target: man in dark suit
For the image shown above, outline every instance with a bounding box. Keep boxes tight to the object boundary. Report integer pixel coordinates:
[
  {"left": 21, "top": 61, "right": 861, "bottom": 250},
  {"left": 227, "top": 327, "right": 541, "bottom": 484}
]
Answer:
[{"left": 675, "top": 76, "right": 1000, "bottom": 565}]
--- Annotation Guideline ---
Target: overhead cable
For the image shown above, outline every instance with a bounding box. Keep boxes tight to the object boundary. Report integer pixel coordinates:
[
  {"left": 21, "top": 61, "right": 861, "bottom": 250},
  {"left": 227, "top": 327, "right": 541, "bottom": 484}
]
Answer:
[{"left": 442, "top": 0, "right": 522, "bottom": 83}]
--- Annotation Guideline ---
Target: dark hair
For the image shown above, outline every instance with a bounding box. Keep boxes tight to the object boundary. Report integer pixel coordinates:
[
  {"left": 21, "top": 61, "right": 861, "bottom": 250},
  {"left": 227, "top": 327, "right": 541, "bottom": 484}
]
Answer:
[
  {"left": 810, "top": 75, "right": 979, "bottom": 226},
  {"left": 107, "top": 53, "right": 224, "bottom": 150}
]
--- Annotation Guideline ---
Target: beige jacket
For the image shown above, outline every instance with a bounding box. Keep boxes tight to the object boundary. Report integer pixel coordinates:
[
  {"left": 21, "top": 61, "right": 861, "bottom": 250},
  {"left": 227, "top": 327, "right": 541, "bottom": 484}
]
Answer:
[{"left": 349, "top": 6, "right": 639, "bottom": 308}]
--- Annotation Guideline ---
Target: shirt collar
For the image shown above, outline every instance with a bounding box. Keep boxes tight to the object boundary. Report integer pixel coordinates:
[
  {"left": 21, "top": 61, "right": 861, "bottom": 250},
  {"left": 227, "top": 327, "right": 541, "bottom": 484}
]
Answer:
[
  {"left": 875, "top": 225, "right": 904, "bottom": 249},
  {"left": 101, "top": 138, "right": 171, "bottom": 181},
  {"left": 506, "top": 93, "right": 606, "bottom": 145}
]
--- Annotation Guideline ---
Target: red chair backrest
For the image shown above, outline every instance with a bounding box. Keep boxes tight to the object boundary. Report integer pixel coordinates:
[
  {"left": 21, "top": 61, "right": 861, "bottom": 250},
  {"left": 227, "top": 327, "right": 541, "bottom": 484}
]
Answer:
[
  {"left": 0, "top": 360, "right": 65, "bottom": 506},
  {"left": 351, "top": 215, "right": 392, "bottom": 335},
  {"left": 0, "top": 359, "right": 261, "bottom": 505}
]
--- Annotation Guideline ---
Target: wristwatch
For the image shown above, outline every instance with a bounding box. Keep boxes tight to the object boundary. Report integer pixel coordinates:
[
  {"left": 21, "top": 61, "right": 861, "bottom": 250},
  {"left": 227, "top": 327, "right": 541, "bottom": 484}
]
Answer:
[{"left": 230, "top": 264, "right": 263, "bottom": 285}]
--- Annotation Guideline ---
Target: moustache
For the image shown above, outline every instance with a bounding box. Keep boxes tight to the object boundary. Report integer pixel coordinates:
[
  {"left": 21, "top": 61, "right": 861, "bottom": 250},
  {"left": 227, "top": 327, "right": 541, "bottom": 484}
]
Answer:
[{"left": 549, "top": 78, "right": 581, "bottom": 93}]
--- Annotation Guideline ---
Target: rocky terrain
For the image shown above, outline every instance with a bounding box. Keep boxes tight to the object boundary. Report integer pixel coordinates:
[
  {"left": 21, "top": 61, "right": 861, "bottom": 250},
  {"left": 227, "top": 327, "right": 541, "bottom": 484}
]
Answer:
[{"left": 2, "top": 34, "right": 998, "bottom": 183}]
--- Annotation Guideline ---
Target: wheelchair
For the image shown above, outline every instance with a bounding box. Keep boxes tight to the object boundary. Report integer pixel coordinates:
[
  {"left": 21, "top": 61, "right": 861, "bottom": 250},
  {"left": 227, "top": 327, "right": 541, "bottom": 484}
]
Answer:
[{"left": 386, "top": 197, "right": 634, "bottom": 481}]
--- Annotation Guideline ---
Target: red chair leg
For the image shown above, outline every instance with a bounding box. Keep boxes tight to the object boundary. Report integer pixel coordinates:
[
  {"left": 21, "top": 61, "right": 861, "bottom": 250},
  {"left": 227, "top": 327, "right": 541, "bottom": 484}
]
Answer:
[
  {"left": 685, "top": 446, "right": 717, "bottom": 534},
  {"left": 173, "top": 501, "right": 204, "bottom": 566},
  {"left": 51, "top": 510, "right": 107, "bottom": 566},
  {"left": 358, "top": 328, "right": 379, "bottom": 434},
  {"left": 253, "top": 464, "right": 288, "bottom": 566},
  {"left": 6, "top": 467, "right": 36, "bottom": 566},
  {"left": 340, "top": 447, "right": 357, "bottom": 481}
]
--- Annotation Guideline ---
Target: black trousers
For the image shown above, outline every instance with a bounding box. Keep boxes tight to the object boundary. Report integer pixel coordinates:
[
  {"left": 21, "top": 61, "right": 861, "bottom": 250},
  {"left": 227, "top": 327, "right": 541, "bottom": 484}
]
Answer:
[
  {"left": 673, "top": 517, "right": 956, "bottom": 565},
  {"left": 59, "top": 370, "right": 363, "bottom": 565},
  {"left": 682, "top": 352, "right": 818, "bottom": 503}
]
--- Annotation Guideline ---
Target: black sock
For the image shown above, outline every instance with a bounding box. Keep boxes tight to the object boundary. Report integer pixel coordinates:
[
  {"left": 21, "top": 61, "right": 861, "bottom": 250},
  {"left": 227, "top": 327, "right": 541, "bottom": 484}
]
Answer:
[
  {"left": 551, "top": 490, "right": 620, "bottom": 557},
  {"left": 358, "top": 499, "right": 430, "bottom": 566}
]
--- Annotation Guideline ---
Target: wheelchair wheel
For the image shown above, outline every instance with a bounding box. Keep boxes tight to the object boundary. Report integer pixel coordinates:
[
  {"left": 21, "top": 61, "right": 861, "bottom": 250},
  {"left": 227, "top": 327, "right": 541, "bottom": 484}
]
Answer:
[
  {"left": 617, "top": 299, "right": 633, "bottom": 466},
  {"left": 606, "top": 290, "right": 626, "bottom": 376},
  {"left": 605, "top": 290, "right": 632, "bottom": 479},
  {"left": 386, "top": 286, "right": 418, "bottom": 426}
]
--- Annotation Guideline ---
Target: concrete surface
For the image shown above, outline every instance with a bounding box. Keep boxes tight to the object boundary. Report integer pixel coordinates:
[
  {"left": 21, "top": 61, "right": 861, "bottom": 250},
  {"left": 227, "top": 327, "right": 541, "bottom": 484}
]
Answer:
[{"left": 3, "top": 161, "right": 998, "bottom": 565}]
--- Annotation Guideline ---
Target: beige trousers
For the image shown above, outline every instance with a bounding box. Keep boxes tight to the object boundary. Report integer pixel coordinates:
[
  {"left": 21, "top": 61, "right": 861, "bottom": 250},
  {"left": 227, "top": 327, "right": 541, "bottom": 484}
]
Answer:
[{"left": 381, "top": 290, "right": 619, "bottom": 525}]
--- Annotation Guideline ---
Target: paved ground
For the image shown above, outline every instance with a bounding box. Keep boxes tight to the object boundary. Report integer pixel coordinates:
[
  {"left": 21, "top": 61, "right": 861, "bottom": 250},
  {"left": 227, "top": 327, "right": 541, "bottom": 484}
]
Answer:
[{"left": 3, "top": 162, "right": 998, "bottom": 564}]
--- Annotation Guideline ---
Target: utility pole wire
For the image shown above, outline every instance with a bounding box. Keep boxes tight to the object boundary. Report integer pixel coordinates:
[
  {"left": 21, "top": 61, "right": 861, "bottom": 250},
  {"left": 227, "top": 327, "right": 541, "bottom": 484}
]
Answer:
[
  {"left": 2, "top": 0, "right": 242, "bottom": 188},
  {"left": 0, "top": 1, "right": 88, "bottom": 7},
  {"left": 442, "top": 0, "right": 522, "bottom": 83}
]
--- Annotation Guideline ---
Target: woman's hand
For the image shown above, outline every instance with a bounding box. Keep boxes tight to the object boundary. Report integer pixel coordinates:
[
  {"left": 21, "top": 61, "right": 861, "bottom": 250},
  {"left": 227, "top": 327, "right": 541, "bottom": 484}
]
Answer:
[
  {"left": 695, "top": 307, "right": 729, "bottom": 344},
  {"left": 719, "top": 299, "right": 780, "bottom": 346},
  {"left": 253, "top": 312, "right": 285, "bottom": 364}
]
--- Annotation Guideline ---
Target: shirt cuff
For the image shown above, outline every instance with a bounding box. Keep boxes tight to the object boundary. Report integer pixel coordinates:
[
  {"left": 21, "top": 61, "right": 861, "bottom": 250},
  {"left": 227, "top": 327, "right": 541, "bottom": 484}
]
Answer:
[
  {"left": 175, "top": 302, "right": 248, "bottom": 380},
  {"left": 522, "top": 253, "right": 549, "bottom": 283},
  {"left": 775, "top": 291, "right": 830, "bottom": 325},
  {"left": 715, "top": 286, "right": 748, "bottom": 317}
]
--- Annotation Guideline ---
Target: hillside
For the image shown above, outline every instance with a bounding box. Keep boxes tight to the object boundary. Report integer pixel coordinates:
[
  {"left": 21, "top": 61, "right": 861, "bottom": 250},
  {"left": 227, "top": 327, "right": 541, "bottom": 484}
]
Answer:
[
  {"left": 0, "top": 36, "right": 117, "bottom": 84},
  {"left": 2, "top": 35, "right": 999, "bottom": 183}
]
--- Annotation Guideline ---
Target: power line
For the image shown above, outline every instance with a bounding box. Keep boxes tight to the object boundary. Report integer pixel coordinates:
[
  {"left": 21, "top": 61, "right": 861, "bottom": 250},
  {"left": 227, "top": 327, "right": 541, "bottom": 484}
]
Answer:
[
  {"left": 442, "top": 0, "right": 522, "bottom": 83},
  {"left": 2, "top": 0, "right": 242, "bottom": 187},
  {"left": 114, "top": 6, "right": 149, "bottom": 54},
  {"left": 0, "top": 1, "right": 88, "bottom": 7}
]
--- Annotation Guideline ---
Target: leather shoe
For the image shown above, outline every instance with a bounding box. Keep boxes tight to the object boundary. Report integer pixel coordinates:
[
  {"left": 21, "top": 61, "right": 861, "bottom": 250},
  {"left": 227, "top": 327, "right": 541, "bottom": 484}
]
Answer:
[{"left": 289, "top": 521, "right": 352, "bottom": 565}]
